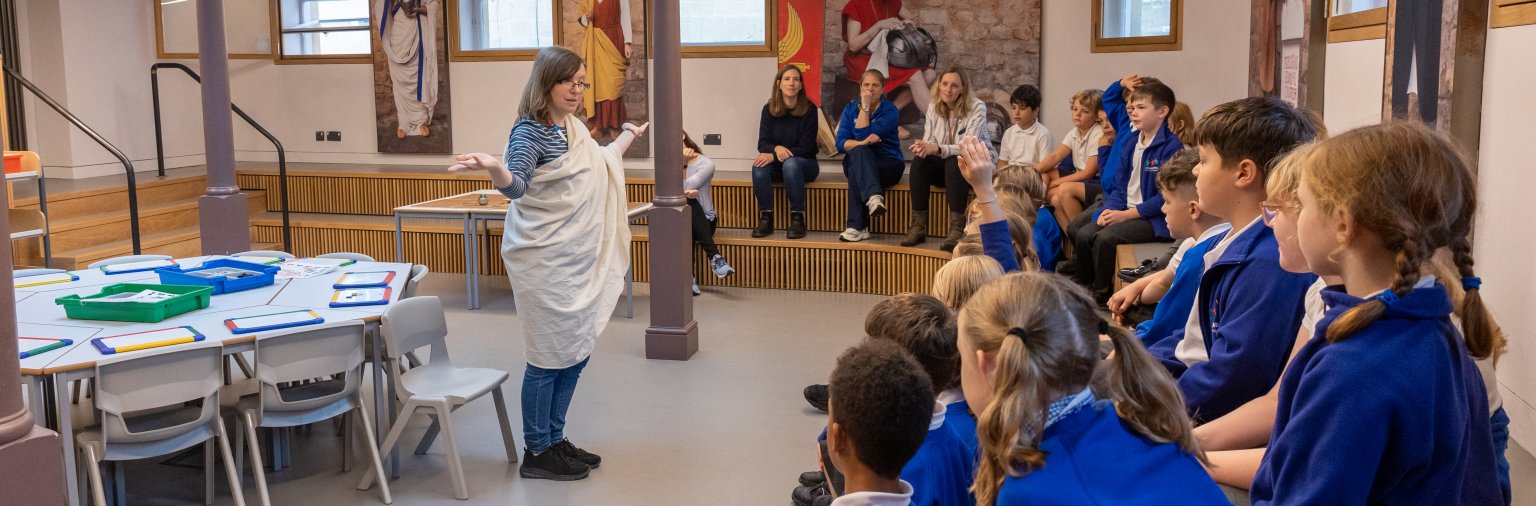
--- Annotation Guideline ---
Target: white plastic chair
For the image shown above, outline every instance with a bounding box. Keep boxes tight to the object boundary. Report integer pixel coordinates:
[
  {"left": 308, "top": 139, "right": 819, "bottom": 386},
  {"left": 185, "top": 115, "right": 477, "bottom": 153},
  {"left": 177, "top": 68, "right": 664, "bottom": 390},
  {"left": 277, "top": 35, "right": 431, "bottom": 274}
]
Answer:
[
  {"left": 317, "top": 252, "right": 377, "bottom": 262},
  {"left": 75, "top": 341, "right": 245, "bottom": 506},
  {"left": 400, "top": 264, "right": 430, "bottom": 299},
  {"left": 357, "top": 296, "right": 517, "bottom": 500},
  {"left": 233, "top": 250, "right": 296, "bottom": 259},
  {"left": 86, "top": 254, "right": 173, "bottom": 269},
  {"left": 231, "top": 321, "right": 391, "bottom": 505},
  {"left": 14, "top": 268, "right": 66, "bottom": 277}
]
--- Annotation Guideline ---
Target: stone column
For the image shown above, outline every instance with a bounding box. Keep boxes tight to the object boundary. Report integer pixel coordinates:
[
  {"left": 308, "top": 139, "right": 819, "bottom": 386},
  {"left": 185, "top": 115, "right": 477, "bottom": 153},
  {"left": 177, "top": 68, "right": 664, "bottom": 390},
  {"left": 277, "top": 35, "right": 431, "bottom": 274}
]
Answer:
[
  {"left": 644, "top": 0, "right": 698, "bottom": 360},
  {"left": 196, "top": 0, "right": 251, "bottom": 254}
]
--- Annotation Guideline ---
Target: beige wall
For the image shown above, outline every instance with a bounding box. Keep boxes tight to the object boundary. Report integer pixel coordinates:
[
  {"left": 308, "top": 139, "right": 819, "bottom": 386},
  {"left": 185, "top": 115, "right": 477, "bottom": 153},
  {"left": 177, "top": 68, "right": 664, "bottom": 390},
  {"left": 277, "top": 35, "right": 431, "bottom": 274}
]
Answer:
[
  {"left": 1475, "top": 22, "right": 1536, "bottom": 451},
  {"left": 1320, "top": 39, "right": 1384, "bottom": 134},
  {"left": 1038, "top": 0, "right": 1251, "bottom": 133}
]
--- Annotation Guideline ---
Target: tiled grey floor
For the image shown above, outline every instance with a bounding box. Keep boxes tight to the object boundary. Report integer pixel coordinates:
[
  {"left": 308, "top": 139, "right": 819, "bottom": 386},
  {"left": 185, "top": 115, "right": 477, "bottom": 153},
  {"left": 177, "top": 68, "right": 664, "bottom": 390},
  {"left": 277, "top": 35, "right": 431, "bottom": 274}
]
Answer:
[{"left": 108, "top": 274, "right": 1533, "bottom": 505}]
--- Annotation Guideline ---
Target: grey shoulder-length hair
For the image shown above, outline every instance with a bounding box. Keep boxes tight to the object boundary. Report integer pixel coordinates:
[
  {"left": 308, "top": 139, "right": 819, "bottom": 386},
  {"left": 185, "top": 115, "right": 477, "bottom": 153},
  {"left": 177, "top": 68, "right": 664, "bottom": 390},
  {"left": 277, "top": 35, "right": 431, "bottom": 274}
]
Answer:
[{"left": 519, "top": 47, "right": 584, "bottom": 124}]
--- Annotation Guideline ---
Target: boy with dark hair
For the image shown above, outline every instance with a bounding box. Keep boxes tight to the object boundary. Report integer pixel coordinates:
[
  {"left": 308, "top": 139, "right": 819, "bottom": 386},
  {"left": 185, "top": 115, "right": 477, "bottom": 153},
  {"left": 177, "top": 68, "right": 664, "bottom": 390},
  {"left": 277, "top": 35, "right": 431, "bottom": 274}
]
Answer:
[
  {"left": 1148, "top": 96, "right": 1318, "bottom": 423},
  {"left": 998, "top": 85, "right": 1053, "bottom": 174},
  {"left": 1106, "top": 147, "right": 1231, "bottom": 348},
  {"left": 1070, "top": 74, "right": 1183, "bottom": 302},
  {"left": 826, "top": 340, "right": 934, "bottom": 506}
]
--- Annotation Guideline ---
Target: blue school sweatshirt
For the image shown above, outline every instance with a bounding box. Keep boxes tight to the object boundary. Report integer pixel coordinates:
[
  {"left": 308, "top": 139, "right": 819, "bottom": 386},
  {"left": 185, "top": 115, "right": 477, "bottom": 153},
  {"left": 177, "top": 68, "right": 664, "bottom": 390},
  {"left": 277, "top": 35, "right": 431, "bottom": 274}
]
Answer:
[
  {"left": 944, "top": 400, "right": 980, "bottom": 463},
  {"left": 1033, "top": 207, "right": 1062, "bottom": 272},
  {"left": 835, "top": 98, "right": 903, "bottom": 161},
  {"left": 1099, "top": 80, "right": 1136, "bottom": 192},
  {"left": 1135, "top": 230, "right": 1224, "bottom": 348},
  {"left": 902, "top": 406, "right": 979, "bottom": 506},
  {"left": 994, "top": 402, "right": 1227, "bottom": 505},
  {"left": 979, "top": 220, "right": 1022, "bottom": 272},
  {"left": 1250, "top": 285, "right": 1501, "bottom": 505},
  {"left": 1104, "top": 122, "right": 1182, "bottom": 239},
  {"left": 1149, "top": 221, "right": 1315, "bottom": 423}
]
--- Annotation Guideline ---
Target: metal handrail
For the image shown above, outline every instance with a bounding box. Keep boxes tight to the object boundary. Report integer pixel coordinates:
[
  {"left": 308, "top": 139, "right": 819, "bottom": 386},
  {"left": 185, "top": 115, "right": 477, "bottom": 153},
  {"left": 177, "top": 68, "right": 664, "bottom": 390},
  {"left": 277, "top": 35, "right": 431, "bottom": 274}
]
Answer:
[
  {"left": 2, "top": 64, "right": 141, "bottom": 256},
  {"left": 151, "top": 63, "right": 291, "bottom": 253}
]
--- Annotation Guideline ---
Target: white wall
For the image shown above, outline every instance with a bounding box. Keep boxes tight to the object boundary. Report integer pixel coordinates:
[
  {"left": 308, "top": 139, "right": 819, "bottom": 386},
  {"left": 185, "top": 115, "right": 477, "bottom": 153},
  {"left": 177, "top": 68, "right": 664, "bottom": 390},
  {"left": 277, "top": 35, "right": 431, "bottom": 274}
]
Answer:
[
  {"left": 1038, "top": 0, "right": 1250, "bottom": 130},
  {"left": 1475, "top": 23, "right": 1536, "bottom": 452},
  {"left": 1320, "top": 39, "right": 1384, "bottom": 133}
]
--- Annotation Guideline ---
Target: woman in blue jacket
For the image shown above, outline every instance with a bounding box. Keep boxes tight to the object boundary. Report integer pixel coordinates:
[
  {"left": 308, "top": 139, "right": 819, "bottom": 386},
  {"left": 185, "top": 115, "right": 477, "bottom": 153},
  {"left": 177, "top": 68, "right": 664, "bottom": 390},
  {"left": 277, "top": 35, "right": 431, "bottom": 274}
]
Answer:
[{"left": 835, "top": 69, "right": 903, "bottom": 243}]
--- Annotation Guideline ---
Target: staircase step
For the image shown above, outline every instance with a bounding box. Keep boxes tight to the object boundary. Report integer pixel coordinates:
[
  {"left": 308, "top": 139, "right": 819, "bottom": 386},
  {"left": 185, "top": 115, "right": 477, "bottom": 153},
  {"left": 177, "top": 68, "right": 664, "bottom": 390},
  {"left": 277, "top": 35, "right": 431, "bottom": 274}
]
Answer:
[
  {"left": 11, "top": 175, "right": 209, "bottom": 223},
  {"left": 50, "top": 228, "right": 204, "bottom": 271}
]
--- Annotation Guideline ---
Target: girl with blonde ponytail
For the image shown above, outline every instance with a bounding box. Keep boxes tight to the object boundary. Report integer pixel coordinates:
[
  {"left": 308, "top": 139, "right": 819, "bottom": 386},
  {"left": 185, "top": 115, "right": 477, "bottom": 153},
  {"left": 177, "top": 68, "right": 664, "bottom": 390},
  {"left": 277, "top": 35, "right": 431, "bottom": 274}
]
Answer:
[
  {"left": 1250, "top": 122, "right": 1502, "bottom": 504},
  {"left": 957, "top": 272, "right": 1225, "bottom": 505}
]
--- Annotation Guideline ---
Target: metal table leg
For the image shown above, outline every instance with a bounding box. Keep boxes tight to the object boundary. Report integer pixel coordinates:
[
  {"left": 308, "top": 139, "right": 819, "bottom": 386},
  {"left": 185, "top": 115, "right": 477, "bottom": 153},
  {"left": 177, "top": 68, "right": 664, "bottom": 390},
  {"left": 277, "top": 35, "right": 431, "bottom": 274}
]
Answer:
[
  {"left": 394, "top": 214, "right": 404, "bottom": 262},
  {"left": 462, "top": 216, "right": 477, "bottom": 310},
  {"left": 53, "top": 371, "right": 81, "bottom": 506}
]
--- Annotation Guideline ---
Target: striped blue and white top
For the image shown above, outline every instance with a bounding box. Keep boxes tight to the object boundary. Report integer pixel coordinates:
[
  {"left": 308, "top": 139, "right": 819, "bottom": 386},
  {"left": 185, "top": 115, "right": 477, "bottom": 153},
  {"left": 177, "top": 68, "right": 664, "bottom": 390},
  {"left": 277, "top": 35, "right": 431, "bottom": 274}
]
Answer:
[{"left": 498, "top": 118, "right": 569, "bottom": 200}]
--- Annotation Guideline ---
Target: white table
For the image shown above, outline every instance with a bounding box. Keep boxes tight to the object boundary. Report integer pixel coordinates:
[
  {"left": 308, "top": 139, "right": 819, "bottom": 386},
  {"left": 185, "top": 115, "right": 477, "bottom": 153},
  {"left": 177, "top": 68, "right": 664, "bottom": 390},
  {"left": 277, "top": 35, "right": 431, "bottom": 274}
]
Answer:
[{"left": 14, "top": 257, "right": 414, "bottom": 506}]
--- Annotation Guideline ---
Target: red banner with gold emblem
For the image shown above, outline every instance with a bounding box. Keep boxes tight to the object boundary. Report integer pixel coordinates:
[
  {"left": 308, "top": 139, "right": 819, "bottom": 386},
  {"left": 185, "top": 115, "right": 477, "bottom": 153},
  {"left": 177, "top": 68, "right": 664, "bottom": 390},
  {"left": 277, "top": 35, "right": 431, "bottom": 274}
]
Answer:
[{"left": 778, "top": 0, "right": 823, "bottom": 106}]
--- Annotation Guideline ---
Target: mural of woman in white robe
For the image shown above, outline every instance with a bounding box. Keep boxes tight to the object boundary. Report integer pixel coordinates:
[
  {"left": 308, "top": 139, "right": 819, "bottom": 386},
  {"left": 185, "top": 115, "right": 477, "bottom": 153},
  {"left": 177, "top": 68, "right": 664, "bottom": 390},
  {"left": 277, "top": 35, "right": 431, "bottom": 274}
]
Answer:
[{"left": 380, "top": 0, "right": 438, "bottom": 138}]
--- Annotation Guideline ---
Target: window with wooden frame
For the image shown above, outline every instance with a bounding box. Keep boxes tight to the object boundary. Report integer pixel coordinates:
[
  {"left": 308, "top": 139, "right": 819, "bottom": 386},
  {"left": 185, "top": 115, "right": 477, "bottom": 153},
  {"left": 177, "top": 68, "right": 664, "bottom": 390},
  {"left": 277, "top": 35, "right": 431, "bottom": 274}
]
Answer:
[
  {"left": 1326, "top": 0, "right": 1387, "bottom": 42},
  {"left": 449, "top": 0, "right": 559, "bottom": 61},
  {"left": 273, "top": 0, "right": 372, "bottom": 63},
  {"left": 1092, "top": 0, "right": 1182, "bottom": 53},
  {"left": 1492, "top": 0, "right": 1536, "bottom": 28},
  {"left": 156, "top": 0, "right": 275, "bottom": 59},
  {"left": 677, "top": 0, "right": 776, "bottom": 57}
]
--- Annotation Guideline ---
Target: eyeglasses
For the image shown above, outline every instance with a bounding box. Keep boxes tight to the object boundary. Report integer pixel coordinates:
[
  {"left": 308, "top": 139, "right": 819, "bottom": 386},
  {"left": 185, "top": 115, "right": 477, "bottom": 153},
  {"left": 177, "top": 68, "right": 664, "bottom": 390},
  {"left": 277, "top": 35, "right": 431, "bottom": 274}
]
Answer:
[
  {"left": 559, "top": 79, "right": 591, "bottom": 91},
  {"left": 1260, "top": 201, "right": 1296, "bottom": 226}
]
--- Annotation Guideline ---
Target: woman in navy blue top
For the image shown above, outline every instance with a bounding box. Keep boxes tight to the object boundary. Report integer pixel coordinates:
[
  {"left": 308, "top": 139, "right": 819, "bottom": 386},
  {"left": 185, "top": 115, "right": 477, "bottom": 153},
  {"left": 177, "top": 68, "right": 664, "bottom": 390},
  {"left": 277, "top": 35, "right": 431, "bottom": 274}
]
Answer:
[
  {"left": 753, "top": 65, "right": 822, "bottom": 239},
  {"left": 835, "top": 69, "right": 903, "bottom": 243}
]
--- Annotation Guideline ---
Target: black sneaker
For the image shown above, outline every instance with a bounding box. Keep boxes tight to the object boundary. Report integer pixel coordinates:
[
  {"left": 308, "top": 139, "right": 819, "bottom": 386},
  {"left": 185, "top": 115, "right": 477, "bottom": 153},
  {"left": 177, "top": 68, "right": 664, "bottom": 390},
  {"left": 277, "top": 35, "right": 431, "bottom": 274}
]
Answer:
[
  {"left": 519, "top": 447, "right": 590, "bottom": 481},
  {"left": 798, "top": 470, "right": 826, "bottom": 487},
  {"left": 1117, "top": 258, "right": 1159, "bottom": 282},
  {"left": 792, "top": 484, "right": 829, "bottom": 506},
  {"left": 553, "top": 439, "right": 601, "bottom": 469},
  {"left": 803, "top": 384, "right": 829, "bottom": 412}
]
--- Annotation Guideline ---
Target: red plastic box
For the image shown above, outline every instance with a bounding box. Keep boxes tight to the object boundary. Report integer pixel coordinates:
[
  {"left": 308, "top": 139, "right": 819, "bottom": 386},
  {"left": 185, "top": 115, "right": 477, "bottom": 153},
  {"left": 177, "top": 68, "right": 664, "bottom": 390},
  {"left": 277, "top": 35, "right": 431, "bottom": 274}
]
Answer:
[{"left": 3, "top": 153, "right": 21, "bottom": 174}]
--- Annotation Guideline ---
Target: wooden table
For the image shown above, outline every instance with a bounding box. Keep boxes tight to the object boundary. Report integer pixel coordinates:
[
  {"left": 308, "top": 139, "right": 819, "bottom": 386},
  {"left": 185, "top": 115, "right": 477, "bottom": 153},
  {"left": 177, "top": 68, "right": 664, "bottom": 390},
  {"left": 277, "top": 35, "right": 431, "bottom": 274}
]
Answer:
[
  {"left": 392, "top": 190, "right": 652, "bottom": 312},
  {"left": 14, "top": 257, "right": 413, "bottom": 506}
]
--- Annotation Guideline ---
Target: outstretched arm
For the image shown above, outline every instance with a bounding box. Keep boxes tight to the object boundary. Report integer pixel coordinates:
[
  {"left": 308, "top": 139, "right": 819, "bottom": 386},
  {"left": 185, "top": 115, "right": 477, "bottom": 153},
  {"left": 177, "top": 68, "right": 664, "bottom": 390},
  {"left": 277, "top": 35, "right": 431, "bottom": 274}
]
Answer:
[{"left": 605, "top": 122, "right": 650, "bottom": 157}]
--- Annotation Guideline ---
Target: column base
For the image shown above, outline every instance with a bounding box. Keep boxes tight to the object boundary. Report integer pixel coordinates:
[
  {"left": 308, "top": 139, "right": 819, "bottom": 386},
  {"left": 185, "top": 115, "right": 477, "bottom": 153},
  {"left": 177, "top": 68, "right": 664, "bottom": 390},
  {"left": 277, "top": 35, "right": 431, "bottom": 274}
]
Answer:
[
  {"left": 644, "top": 320, "right": 698, "bottom": 360},
  {"left": 0, "top": 426, "right": 67, "bottom": 505}
]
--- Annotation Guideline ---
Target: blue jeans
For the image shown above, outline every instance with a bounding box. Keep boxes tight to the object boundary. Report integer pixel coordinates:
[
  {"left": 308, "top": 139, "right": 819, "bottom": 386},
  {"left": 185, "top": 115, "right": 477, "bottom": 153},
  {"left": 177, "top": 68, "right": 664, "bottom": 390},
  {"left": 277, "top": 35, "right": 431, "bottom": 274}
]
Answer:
[
  {"left": 752, "top": 156, "right": 820, "bottom": 213},
  {"left": 842, "top": 146, "right": 904, "bottom": 230},
  {"left": 521, "top": 356, "right": 589, "bottom": 454},
  {"left": 1492, "top": 407, "right": 1511, "bottom": 505}
]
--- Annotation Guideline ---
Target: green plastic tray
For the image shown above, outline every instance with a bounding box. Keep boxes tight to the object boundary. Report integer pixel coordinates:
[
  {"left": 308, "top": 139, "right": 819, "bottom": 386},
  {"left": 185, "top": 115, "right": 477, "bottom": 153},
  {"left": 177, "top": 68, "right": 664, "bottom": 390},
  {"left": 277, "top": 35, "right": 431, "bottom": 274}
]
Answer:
[{"left": 55, "top": 283, "right": 214, "bottom": 323}]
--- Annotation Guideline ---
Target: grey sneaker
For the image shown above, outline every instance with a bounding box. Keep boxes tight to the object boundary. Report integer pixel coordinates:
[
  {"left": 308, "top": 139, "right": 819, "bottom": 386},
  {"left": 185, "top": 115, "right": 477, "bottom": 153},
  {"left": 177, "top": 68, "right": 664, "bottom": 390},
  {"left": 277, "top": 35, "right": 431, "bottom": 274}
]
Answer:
[
  {"left": 710, "top": 254, "right": 735, "bottom": 279},
  {"left": 866, "top": 194, "right": 887, "bottom": 218},
  {"left": 838, "top": 228, "right": 870, "bottom": 242},
  {"left": 691, "top": 277, "right": 701, "bottom": 296}
]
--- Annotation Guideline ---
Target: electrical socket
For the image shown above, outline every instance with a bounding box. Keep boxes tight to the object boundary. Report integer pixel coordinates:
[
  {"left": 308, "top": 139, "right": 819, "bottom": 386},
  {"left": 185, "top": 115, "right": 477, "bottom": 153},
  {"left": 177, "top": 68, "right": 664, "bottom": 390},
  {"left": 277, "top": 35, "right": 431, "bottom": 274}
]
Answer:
[
  {"left": 326, "top": 131, "right": 341, "bottom": 141},
  {"left": 703, "top": 134, "right": 722, "bottom": 145},
  {"left": 315, "top": 131, "right": 325, "bottom": 141}
]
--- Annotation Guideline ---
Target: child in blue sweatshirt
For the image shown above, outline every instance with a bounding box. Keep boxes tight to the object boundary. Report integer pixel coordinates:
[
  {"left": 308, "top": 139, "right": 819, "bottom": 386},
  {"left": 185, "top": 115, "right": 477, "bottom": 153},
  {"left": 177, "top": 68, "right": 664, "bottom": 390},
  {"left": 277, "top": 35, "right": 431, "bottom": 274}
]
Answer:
[
  {"left": 824, "top": 341, "right": 931, "bottom": 506},
  {"left": 1250, "top": 122, "right": 1503, "bottom": 505},
  {"left": 1107, "top": 148, "right": 1231, "bottom": 348},
  {"left": 958, "top": 272, "right": 1226, "bottom": 506},
  {"left": 1070, "top": 75, "right": 1183, "bottom": 299},
  {"left": 1147, "top": 97, "right": 1317, "bottom": 423}
]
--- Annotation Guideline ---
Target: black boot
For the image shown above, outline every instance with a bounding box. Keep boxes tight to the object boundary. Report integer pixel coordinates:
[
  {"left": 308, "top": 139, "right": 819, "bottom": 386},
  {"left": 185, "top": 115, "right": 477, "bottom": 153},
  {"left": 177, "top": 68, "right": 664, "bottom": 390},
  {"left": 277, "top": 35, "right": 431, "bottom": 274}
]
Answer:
[
  {"left": 788, "top": 212, "right": 807, "bottom": 239},
  {"left": 752, "top": 211, "right": 773, "bottom": 238}
]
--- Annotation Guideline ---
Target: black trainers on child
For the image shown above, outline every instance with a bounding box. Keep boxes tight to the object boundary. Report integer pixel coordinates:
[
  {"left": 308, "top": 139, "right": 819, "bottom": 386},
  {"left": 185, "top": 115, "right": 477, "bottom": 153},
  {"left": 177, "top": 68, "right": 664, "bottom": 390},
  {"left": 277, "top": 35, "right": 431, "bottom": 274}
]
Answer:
[
  {"left": 792, "top": 484, "right": 829, "bottom": 506},
  {"left": 553, "top": 438, "right": 602, "bottom": 469},
  {"left": 519, "top": 447, "right": 590, "bottom": 481},
  {"left": 803, "top": 384, "right": 829, "bottom": 412},
  {"left": 798, "top": 470, "right": 827, "bottom": 487}
]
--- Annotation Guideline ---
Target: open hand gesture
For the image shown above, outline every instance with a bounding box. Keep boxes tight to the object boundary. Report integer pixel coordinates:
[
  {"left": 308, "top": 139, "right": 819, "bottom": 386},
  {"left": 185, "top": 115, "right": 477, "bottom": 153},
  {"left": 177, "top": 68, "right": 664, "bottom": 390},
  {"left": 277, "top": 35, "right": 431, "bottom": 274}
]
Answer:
[{"left": 448, "top": 153, "right": 501, "bottom": 173}]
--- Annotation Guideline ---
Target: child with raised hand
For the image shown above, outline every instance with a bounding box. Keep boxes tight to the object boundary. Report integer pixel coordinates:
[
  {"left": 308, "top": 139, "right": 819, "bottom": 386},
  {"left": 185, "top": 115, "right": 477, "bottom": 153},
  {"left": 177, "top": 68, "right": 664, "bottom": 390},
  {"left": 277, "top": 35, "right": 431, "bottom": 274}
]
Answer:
[
  {"left": 824, "top": 340, "right": 935, "bottom": 506},
  {"left": 958, "top": 272, "right": 1226, "bottom": 505},
  {"left": 1249, "top": 122, "right": 1502, "bottom": 505}
]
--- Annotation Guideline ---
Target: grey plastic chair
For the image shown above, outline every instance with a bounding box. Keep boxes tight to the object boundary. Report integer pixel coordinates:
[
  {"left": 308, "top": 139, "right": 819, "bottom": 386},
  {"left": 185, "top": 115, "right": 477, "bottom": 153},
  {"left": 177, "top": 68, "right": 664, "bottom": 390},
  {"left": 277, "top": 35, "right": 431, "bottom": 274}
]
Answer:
[
  {"left": 76, "top": 341, "right": 245, "bottom": 506},
  {"left": 86, "top": 254, "right": 173, "bottom": 269},
  {"left": 232, "top": 250, "right": 296, "bottom": 259},
  {"left": 356, "top": 296, "right": 517, "bottom": 500},
  {"left": 400, "top": 264, "right": 430, "bottom": 299},
  {"left": 14, "top": 268, "right": 66, "bottom": 277},
  {"left": 316, "top": 252, "right": 376, "bottom": 262},
  {"left": 231, "top": 321, "right": 390, "bottom": 505}
]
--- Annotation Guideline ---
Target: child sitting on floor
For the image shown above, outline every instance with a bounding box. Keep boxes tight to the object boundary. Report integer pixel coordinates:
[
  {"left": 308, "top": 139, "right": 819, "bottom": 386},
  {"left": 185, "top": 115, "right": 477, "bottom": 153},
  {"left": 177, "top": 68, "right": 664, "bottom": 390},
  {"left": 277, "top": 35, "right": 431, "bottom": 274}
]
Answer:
[{"left": 825, "top": 340, "right": 936, "bottom": 506}]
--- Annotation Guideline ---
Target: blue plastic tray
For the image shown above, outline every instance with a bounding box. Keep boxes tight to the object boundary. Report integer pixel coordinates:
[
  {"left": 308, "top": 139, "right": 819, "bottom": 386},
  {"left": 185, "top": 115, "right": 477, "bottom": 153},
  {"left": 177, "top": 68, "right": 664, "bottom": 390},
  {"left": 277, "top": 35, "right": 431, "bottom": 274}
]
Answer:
[{"left": 156, "top": 258, "right": 279, "bottom": 295}]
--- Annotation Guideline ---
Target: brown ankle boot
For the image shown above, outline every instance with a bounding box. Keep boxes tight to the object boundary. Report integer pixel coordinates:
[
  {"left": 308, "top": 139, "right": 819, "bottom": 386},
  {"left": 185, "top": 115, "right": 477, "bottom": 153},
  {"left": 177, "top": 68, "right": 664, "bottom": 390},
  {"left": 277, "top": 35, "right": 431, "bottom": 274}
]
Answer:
[
  {"left": 940, "top": 211, "right": 966, "bottom": 252},
  {"left": 900, "top": 211, "right": 928, "bottom": 246}
]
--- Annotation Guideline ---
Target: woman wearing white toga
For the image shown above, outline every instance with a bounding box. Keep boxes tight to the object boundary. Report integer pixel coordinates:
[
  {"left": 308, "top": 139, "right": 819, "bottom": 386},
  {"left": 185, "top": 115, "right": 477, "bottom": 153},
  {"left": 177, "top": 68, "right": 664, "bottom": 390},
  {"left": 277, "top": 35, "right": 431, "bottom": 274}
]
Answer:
[
  {"left": 380, "top": 0, "right": 438, "bottom": 138},
  {"left": 449, "top": 46, "right": 646, "bottom": 481}
]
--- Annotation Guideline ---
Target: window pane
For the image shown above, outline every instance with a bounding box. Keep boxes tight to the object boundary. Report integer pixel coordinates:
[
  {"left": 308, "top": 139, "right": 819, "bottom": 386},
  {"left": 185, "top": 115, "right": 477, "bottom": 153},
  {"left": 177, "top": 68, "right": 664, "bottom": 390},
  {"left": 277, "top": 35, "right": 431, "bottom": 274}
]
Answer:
[
  {"left": 282, "top": 29, "right": 371, "bottom": 56},
  {"left": 459, "top": 0, "right": 555, "bottom": 51},
  {"left": 1333, "top": 0, "right": 1388, "bottom": 15},
  {"left": 680, "top": 0, "right": 766, "bottom": 47},
  {"left": 1100, "top": 0, "right": 1172, "bottom": 39}
]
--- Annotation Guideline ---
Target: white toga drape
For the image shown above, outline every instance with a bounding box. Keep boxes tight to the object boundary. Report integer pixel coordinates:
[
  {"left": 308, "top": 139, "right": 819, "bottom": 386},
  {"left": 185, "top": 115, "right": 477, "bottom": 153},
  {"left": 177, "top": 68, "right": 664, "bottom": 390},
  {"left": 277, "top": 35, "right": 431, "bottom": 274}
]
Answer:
[{"left": 380, "top": 0, "right": 439, "bottom": 136}]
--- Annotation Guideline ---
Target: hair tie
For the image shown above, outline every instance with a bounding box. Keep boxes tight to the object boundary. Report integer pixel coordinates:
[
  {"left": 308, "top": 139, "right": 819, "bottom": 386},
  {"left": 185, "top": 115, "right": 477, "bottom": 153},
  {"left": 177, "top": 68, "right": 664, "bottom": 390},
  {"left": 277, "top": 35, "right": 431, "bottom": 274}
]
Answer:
[
  {"left": 1097, "top": 320, "right": 1111, "bottom": 335},
  {"left": 1006, "top": 327, "right": 1029, "bottom": 342},
  {"left": 1462, "top": 276, "right": 1482, "bottom": 291},
  {"left": 1376, "top": 290, "right": 1400, "bottom": 307}
]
